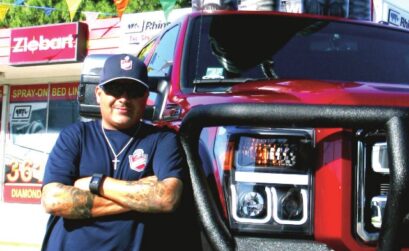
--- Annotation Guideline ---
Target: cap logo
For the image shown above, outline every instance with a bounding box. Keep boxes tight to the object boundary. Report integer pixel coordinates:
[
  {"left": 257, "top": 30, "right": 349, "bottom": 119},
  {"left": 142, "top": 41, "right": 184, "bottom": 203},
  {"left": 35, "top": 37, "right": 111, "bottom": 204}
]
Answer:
[{"left": 120, "top": 56, "right": 133, "bottom": 71}]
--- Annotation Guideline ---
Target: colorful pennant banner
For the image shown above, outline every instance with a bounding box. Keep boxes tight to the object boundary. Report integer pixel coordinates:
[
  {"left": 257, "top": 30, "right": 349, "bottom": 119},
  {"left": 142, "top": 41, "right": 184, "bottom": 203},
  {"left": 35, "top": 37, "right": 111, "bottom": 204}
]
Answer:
[
  {"left": 0, "top": 4, "right": 9, "bottom": 22},
  {"left": 65, "top": 0, "right": 82, "bottom": 21},
  {"left": 160, "top": 0, "right": 176, "bottom": 20},
  {"left": 0, "top": 0, "right": 182, "bottom": 24},
  {"left": 113, "top": 0, "right": 129, "bottom": 19}
]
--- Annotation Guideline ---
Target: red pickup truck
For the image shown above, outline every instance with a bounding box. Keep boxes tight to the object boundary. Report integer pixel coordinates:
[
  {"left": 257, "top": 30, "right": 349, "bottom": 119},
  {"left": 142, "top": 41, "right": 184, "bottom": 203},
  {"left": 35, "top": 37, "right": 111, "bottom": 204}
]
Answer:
[{"left": 79, "top": 10, "right": 409, "bottom": 251}]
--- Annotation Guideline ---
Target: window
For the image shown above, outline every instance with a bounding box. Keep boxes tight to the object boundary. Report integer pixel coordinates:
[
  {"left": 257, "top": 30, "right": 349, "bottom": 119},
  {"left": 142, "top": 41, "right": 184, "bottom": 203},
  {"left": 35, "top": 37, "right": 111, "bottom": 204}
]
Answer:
[
  {"left": 3, "top": 83, "right": 80, "bottom": 203},
  {"left": 185, "top": 15, "right": 409, "bottom": 92},
  {"left": 147, "top": 25, "right": 180, "bottom": 78},
  {"left": 8, "top": 84, "right": 79, "bottom": 153},
  {"left": 138, "top": 37, "right": 158, "bottom": 62}
]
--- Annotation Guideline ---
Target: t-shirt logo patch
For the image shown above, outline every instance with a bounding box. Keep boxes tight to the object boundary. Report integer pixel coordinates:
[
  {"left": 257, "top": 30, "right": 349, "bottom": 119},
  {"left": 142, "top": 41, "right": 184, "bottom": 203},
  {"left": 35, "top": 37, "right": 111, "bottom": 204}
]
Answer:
[{"left": 129, "top": 149, "right": 148, "bottom": 172}]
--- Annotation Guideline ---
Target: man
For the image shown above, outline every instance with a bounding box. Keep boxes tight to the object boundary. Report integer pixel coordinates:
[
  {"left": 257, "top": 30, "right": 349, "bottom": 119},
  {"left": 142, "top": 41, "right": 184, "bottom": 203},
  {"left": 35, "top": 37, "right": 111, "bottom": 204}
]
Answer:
[{"left": 41, "top": 54, "right": 199, "bottom": 250}]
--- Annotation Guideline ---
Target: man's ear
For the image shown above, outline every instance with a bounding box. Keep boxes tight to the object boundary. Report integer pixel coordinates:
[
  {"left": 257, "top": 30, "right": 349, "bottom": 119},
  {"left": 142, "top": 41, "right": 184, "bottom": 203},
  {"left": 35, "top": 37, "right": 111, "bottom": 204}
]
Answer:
[{"left": 95, "top": 86, "right": 102, "bottom": 104}]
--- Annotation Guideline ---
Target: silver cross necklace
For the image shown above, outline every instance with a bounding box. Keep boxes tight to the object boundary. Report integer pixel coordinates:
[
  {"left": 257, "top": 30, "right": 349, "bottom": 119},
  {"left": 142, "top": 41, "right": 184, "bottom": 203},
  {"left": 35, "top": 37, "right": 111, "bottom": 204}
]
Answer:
[{"left": 101, "top": 122, "right": 141, "bottom": 170}]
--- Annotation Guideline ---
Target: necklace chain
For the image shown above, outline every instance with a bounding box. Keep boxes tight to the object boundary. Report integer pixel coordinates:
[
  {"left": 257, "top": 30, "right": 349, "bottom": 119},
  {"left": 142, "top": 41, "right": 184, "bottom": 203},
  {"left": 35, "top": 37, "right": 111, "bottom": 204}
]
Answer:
[{"left": 101, "top": 122, "right": 141, "bottom": 170}]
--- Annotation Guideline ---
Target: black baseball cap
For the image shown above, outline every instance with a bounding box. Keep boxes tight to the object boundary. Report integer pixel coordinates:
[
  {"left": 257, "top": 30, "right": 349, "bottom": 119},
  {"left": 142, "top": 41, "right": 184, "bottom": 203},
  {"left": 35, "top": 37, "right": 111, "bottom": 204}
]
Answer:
[{"left": 98, "top": 54, "right": 149, "bottom": 90}]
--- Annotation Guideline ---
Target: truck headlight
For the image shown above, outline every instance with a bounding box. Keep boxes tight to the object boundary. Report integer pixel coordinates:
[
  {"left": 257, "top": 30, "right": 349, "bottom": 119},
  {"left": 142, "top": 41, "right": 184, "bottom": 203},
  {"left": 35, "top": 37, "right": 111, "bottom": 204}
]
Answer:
[
  {"left": 371, "top": 142, "right": 389, "bottom": 174},
  {"left": 238, "top": 190, "right": 266, "bottom": 218},
  {"left": 214, "top": 126, "right": 314, "bottom": 235},
  {"left": 370, "top": 195, "right": 387, "bottom": 229},
  {"left": 274, "top": 187, "right": 307, "bottom": 224},
  {"left": 355, "top": 131, "right": 390, "bottom": 243}
]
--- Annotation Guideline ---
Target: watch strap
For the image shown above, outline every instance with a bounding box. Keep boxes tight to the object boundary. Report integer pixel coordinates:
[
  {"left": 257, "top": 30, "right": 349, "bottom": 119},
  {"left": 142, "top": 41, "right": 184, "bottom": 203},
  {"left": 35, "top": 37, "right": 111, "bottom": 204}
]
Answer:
[{"left": 89, "top": 173, "right": 105, "bottom": 196}]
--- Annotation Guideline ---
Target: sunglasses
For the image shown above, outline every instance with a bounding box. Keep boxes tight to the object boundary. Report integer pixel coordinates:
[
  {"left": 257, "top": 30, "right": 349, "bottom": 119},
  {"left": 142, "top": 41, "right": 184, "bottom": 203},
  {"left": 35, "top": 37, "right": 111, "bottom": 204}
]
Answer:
[{"left": 101, "top": 81, "right": 147, "bottom": 99}]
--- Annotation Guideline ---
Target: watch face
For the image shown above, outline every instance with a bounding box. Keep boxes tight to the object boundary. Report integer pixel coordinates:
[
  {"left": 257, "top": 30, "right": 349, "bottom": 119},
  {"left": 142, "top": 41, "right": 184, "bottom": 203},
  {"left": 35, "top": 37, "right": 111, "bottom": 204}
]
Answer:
[{"left": 91, "top": 177, "right": 99, "bottom": 184}]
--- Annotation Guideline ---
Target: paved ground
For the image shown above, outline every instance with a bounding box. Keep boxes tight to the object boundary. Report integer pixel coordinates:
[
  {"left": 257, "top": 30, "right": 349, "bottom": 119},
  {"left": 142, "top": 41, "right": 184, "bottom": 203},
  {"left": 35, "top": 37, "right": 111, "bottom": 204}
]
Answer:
[{"left": 0, "top": 203, "right": 48, "bottom": 251}]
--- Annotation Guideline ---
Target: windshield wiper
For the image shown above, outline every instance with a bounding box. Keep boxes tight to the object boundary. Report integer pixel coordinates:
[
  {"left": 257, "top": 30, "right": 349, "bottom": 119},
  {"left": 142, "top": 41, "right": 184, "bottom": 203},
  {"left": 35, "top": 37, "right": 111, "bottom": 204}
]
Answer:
[
  {"left": 193, "top": 78, "right": 256, "bottom": 85},
  {"left": 193, "top": 78, "right": 266, "bottom": 93}
]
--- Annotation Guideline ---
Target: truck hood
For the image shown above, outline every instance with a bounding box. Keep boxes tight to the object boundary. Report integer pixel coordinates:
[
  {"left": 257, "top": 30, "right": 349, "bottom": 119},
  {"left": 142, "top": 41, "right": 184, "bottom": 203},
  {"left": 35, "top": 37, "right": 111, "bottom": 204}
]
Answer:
[{"left": 183, "top": 79, "right": 409, "bottom": 108}]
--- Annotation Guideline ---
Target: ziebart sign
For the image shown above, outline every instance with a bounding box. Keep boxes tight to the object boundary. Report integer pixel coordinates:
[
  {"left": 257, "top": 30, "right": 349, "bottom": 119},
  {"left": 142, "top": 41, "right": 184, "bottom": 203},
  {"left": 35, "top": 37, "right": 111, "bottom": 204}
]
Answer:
[
  {"left": 120, "top": 8, "right": 191, "bottom": 54},
  {"left": 9, "top": 22, "right": 87, "bottom": 65}
]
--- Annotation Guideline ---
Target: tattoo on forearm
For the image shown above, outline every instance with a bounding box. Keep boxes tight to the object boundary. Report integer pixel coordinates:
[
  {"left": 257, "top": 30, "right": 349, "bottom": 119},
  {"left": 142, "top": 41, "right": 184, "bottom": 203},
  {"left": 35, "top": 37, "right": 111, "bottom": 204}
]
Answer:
[
  {"left": 57, "top": 183, "right": 95, "bottom": 219},
  {"left": 123, "top": 180, "right": 167, "bottom": 212},
  {"left": 70, "top": 188, "right": 94, "bottom": 218}
]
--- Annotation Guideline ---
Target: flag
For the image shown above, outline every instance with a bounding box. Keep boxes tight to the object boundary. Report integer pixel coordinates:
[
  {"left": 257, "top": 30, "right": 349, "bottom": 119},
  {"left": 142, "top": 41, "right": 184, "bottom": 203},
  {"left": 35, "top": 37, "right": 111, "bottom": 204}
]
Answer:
[
  {"left": 44, "top": 7, "right": 54, "bottom": 16},
  {"left": 113, "top": 0, "right": 129, "bottom": 19},
  {"left": 14, "top": 0, "right": 24, "bottom": 5},
  {"left": 65, "top": 0, "right": 82, "bottom": 21},
  {"left": 0, "top": 4, "right": 10, "bottom": 22},
  {"left": 160, "top": 0, "right": 176, "bottom": 20}
]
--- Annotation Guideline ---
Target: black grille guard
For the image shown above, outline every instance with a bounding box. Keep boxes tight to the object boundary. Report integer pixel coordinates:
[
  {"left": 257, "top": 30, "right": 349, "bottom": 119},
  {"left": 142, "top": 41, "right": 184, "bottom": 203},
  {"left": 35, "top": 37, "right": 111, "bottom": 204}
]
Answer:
[{"left": 179, "top": 103, "right": 409, "bottom": 251}]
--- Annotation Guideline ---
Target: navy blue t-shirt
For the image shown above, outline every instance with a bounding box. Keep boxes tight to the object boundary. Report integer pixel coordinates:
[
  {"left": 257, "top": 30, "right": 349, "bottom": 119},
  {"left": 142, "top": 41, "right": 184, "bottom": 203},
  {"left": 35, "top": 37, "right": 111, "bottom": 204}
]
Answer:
[{"left": 41, "top": 120, "right": 187, "bottom": 251}]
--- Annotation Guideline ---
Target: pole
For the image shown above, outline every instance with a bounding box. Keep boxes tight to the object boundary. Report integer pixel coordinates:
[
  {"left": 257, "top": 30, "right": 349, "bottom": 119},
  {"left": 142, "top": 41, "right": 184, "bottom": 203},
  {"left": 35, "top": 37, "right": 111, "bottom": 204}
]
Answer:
[{"left": 0, "top": 84, "right": 10, "bottom": 202}]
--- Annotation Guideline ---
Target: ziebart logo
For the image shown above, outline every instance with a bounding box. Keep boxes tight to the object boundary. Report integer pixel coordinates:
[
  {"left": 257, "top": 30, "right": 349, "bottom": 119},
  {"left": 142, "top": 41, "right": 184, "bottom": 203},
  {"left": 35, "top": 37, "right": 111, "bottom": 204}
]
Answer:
[
  {"left": 9, "top": 23, "right": 84, "bottom": 65},
  {"left": 12, "top": 34, "right": 75, "bottom": 54}
]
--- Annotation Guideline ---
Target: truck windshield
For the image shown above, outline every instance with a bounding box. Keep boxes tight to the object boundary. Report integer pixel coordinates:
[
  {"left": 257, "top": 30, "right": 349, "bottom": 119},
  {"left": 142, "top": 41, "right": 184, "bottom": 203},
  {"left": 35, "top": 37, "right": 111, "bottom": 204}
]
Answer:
[{"left": 184, "top": 14, "right": 409, "bottom": 90}]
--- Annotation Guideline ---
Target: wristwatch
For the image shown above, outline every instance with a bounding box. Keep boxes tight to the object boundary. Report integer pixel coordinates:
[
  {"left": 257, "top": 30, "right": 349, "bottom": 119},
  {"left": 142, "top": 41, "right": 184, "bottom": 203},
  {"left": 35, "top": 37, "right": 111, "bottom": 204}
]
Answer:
[{"left": 89, "top": 173, "right": 105, "bottom": 196}]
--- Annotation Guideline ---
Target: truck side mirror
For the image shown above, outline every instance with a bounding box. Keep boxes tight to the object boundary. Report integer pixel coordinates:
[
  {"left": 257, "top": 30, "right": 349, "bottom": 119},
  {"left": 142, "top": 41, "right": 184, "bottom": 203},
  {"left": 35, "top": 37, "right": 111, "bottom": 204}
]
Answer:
[
  {"left": 78, "top": 54, "right": 108, "bottom": 119},
  {"left": 145, "top": 78, "right": 171, "bottom": 122}
]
